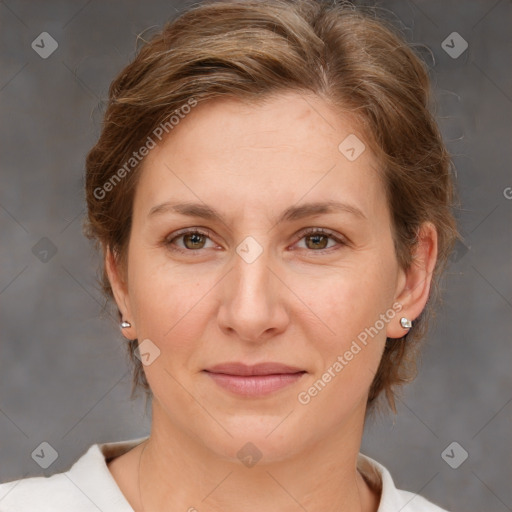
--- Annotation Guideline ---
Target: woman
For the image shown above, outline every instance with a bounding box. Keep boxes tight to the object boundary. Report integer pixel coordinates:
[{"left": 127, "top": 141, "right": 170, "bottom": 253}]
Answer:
[{"left": 0, "top": 0, "right": 458, "bottom": 510}]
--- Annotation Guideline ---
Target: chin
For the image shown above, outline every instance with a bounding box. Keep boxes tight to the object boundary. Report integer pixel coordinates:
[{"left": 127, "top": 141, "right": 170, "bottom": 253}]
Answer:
[{"left": 196, "top": 416, "right": 311, "bottom": 466}]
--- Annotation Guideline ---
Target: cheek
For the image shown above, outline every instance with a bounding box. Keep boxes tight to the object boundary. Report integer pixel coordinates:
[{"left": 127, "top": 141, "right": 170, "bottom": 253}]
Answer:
[
  {"left": 128, "top": 254, "right": 210, "bottom": 345},
  {"left": 291, "top": 273, "right": 390, "bottom": 421},
  {"left": 291, "top": 258, "right": 395, "bottom": 339},
  {"left": 288, "top": 259, "right": 395, "bottom": 394}
]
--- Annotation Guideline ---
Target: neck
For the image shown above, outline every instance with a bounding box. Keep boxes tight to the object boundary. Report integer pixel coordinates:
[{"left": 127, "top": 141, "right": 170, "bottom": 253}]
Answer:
[{"left": 134, "top": 400, "right": 379, "bottom": 512}]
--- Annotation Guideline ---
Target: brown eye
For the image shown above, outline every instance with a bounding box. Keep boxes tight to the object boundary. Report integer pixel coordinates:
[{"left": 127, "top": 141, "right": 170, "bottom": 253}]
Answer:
[
  {"left": 183, "top": 232, "right": 207, "bottom": 250},
  {"left": 165, "top": 228, "right": 216, "bottom": 253},
  {"left": 304, "top": 233, "right": 330, "bottom": 250},
  {"left": 294, "top": 228, "right": 346, "bottom": 253}
]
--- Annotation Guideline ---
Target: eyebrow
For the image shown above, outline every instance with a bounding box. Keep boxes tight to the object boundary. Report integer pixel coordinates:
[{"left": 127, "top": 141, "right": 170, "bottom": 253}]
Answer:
[{"left": 148, "top": 200, "right": 367, "bottom": 224}]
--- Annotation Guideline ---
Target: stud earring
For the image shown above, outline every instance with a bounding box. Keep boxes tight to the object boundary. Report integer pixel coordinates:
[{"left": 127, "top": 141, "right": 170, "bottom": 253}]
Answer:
[
  {"left": 120, "top": 320, "right": 131, "bottom": 329},
  {"left": 400, "top": 317, "right": 412, "bottom": 329}
]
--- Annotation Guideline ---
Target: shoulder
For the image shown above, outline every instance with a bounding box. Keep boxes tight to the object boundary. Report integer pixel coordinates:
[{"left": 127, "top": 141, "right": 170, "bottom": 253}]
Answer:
[
  {"left": 0, "top": 437, "right": 148, "bottom": 512},
  {"left": 0, "top": 471, "right": 86, "bottom": 512},
  {"left": 358, "top": 454, "right": 451, "bottom": 512},
  {"left": 390, "top": 488, "right": 450, "bottom": 512}
]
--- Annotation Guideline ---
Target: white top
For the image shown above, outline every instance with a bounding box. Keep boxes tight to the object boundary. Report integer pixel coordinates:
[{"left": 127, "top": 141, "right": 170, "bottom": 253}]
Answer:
[{"left": 0, "top": 436, "right": 449, "bottom": 511}]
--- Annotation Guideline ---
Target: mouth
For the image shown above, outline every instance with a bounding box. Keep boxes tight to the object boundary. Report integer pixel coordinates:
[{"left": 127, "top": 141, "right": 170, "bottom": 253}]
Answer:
[{"left": 203, "top": 362, "right": 307, "bottom": 397}]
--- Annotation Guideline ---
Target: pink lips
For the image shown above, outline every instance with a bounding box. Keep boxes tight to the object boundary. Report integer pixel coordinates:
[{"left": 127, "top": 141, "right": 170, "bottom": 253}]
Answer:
[{"left": 203, "top": 362, "right": 306, "bottom": 397}]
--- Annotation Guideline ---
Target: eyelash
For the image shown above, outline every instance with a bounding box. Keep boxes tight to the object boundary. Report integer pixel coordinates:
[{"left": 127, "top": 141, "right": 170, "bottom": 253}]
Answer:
[{"left": 164, "top": 227, "right": 347, "bottom": 255}]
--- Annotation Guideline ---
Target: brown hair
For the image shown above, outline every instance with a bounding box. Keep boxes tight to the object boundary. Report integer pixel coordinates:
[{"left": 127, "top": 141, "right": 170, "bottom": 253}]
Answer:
[{"left": 84, "top": 0, "right": 459, "bottom": 413}]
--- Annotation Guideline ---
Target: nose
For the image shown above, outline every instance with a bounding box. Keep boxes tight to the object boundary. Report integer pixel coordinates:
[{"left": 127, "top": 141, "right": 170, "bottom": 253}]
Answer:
[{"left": 216, "top": 239, "right": 290, "bottom": 344}]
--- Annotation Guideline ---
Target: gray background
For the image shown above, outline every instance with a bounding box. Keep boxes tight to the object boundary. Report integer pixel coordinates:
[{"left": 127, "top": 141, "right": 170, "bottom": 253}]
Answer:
[{"left": 1, "top": 0, "right": 511, "bottom": 510}]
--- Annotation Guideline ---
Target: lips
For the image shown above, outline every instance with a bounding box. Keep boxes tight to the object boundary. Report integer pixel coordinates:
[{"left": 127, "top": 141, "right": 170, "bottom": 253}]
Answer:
[
  {"left": 203, "top": 362, "right": 306, "bottom": 397},
  {"left": 205, "top": 362, "right": 305, "bottom": 376}
]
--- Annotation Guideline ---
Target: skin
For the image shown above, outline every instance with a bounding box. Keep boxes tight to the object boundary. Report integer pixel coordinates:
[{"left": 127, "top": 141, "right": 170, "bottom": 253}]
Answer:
[{"left": 105, "top": 91, "right": 437, "bottom": 512}]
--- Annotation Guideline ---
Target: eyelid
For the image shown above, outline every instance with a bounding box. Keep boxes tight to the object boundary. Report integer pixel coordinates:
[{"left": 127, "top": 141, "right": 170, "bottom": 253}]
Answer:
[
  {"left": 291, "top": 227, "right": 348, "bottom": 252},
  {"left": 162, "top": 227, "right": 217, "bottom": 255},
  {"left": 166, "top": 227, "right": 213, "bottom": 240}
]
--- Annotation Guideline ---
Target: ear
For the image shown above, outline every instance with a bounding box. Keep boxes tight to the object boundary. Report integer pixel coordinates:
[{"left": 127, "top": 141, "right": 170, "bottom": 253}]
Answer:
[
  {"left": 105, "top": 246, "right": 137, "bottom": 339},
  {"left": 386, "top": 222, "right": 438, "bottom": 339}
]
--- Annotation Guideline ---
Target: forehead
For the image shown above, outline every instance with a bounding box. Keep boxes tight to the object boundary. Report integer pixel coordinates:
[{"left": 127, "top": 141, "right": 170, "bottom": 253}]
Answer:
[
  {"left": 150, "top": 92, "right": 368, "bottom": 159},
  {"left": 134, "top": 92, "right": 385, "bottom": 222}
]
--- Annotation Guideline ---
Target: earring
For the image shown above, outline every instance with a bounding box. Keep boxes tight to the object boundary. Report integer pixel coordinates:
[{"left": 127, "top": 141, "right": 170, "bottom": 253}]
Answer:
[
  {"left": 120, "top": 320, "right": 131, "bottom": 329},
  {"left": 400, "top": 317, "right": 412, "bottom": 329}
]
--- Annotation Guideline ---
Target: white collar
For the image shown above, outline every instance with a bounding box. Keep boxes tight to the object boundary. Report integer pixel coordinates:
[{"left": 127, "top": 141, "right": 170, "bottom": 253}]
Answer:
[{"left": 0, "top": 436, "right": 448, "bottom": 511}]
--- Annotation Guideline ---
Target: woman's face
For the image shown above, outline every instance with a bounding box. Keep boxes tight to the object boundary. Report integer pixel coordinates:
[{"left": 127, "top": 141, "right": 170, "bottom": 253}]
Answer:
[{"left": 110, "top": 91, "right": 412, "bottom": 461}]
